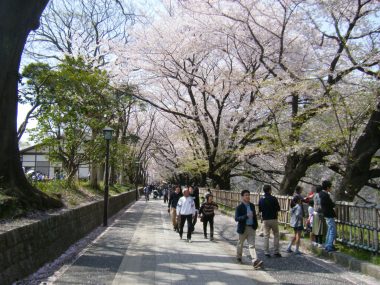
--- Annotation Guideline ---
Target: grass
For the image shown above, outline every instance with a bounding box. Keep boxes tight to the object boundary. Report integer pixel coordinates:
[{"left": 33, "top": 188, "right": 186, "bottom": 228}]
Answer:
[
  {"left": 32, "top": 179, "right": 133, "bottom": 208},
  {"left": 0, "top": 178, "right": 136, "bottom": 221},
  {"left": 336, "top": 244, "right": 380, "bottom": 265},
  {"left": 282, "top": 223, "right": 380, "bottom": 266}
]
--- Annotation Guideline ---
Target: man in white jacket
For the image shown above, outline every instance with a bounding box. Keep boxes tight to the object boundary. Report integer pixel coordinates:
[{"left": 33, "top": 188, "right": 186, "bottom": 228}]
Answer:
[{"left": 176, "top": 188, "right": 196, "bottom": 242}]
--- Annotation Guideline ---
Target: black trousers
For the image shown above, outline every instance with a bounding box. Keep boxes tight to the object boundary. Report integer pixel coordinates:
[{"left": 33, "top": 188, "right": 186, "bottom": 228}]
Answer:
[
  {"left": 192, "top": 210, "right": 198, "bottom": 229},
  {"left": 179, "top": 214, "right": 193, "bottom": 239},
  {"left": 203, "top": 215, "right": 214, "bottom": 237}
]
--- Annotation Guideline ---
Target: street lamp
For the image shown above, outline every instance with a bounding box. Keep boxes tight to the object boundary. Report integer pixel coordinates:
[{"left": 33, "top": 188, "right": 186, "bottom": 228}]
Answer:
[
  {"left": 135, "top": 161, "right": 141, "bottom": 201},
  {"left": 102, "top": 126, "right": 114, "bottom": 227}
]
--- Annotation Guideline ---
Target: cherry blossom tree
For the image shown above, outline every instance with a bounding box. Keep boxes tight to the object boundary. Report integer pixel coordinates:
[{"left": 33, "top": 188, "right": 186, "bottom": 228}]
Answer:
[
  {"left": 180, "top": 0, "right": 380, "bottom": 197},
  {"left": 111, "top": 3, "right": 289, "bottom": 189}
]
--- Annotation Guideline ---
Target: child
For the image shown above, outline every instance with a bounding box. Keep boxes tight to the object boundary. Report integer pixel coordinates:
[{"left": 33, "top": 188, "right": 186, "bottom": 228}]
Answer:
[
  {"left": 287, "top": 196, "right": 304, "bottom": 254},
  {"left": 199, "top": 193, "right": 218, "bottom": 241}
]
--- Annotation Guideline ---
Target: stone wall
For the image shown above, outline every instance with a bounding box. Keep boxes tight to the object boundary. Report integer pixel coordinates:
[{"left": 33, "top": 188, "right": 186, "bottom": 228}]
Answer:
[{"left": 0, "top": 190, "right": 138, "bottom": 285}]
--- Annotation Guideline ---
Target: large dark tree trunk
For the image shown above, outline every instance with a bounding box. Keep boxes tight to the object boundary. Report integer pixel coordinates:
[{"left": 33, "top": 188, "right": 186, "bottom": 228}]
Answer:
[
  {"left": 210, "top": 171, "right": 231, "bottom": 190},
  {"left": 279, "top": 148, "right": 328, "bottom": 195},
  {"left": 0, "top": 0, "right": 62, "bottom": 213},
  {"left": 337, "top": 103, "right": 380, "bottom": 201}
]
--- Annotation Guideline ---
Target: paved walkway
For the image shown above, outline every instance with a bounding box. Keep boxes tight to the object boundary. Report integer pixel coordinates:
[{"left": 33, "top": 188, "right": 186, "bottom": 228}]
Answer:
[{"left": 52, "top": 199, "right": 379, "bottom": 285}]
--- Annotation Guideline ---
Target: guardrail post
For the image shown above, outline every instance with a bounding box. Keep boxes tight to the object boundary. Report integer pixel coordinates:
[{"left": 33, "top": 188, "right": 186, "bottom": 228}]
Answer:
[{"left": 374, "top": 206, "right": 379, "bottom": 253}]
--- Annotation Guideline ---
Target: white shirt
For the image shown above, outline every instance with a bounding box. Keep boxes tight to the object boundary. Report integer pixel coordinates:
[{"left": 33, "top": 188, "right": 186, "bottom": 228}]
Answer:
[{"left": 176, "top": 196, "right": 195, "bottom": 215}]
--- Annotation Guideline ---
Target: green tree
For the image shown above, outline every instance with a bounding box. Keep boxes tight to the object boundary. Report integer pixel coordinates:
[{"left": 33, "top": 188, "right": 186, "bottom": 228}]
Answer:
[{"left": 28, "top": 56, "right": 114, "bottom": 185}]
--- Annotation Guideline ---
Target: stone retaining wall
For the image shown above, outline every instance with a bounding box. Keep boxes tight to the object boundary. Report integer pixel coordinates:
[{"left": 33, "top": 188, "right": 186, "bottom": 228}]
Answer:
[{"left": 0, "top": 190, "right": 138, "bottom": 285}]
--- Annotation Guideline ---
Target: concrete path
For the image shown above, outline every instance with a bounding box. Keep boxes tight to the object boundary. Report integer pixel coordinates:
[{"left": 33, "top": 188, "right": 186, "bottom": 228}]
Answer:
[{"left": 53, "top": 199, "right": 379, "bottom": 285}]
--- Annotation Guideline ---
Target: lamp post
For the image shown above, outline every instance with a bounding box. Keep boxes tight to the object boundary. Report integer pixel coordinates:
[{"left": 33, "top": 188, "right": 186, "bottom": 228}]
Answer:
[
  {"left": 102, "top": 127, "right": 114, "bottom": 227},
  {"left": 135, "top": 161, "right": 141, "bottom": 201}
]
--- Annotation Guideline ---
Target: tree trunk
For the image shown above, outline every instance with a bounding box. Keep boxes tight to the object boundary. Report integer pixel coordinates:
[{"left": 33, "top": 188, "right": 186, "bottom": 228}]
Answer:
[
  {"left": 98, "top": 163, "right": 105, "bottom": 182},
  {"left": 0, "top": 1, "right": 63, "bottom": 212},
  {"left": 279, "top": 149, "right": 327, "bottom": 195},
  {"left": 110, "top": 165, "right": 116, "bottom": 186},
  {"left": 211, "top": 172, "right": 231, "bottom": 190},
  {"left": 337, "top": 103, "right": 380, "bottom": 201},
  {"left": 90, "top": 163, "right": 99, "bottom": 187}
]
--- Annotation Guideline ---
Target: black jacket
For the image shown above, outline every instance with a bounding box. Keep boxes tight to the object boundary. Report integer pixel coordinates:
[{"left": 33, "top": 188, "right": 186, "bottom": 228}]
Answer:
[
  {"left": 235, "top": 202, "right": 258, "bottom": 234},
  {"left": 168, "top": 192, "right": 181, "bottom": 209},
  {"left": 258, "top": 193, "right": 280, "bottom": 220},
  {"left": 319, "top": 190, "right": 336, "bottom": 218},
  {"left": 191, "top": 187, "right": 200, "bottom": 210}
]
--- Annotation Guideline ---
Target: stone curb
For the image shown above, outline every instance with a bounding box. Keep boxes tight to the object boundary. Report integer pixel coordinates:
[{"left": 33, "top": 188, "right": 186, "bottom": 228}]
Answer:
[
  {"left": 304, "top": 241, "right": 380, "bottom": 280},
  {"left": 218, "top": 208, "right": 380, "bottom": 280},
  {"left": 278, "top": 229, "right": 380, "bottom": 281}
]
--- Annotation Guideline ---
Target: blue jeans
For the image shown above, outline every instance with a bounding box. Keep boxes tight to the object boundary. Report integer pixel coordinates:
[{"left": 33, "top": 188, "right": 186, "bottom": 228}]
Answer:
[{"left": 325, "top": 217, "right": 336, "bottom": 250}]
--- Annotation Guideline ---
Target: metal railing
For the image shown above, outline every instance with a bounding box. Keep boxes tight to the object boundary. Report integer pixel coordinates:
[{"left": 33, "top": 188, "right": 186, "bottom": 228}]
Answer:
[{"left": 200, "top": 188, "right": 380, "bottom": 254}]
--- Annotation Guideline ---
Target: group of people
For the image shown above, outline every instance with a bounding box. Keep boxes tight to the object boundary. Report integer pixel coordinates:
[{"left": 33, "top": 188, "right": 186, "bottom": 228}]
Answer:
[
  {"left": 143, "top": 184, "right": 172, "bottom": 201},
  {"left": 160, "top": 180, "right": 337, "bottom": 271},
  {"left": 235, "top": 180, "right": 337, "bottom": 270},
  {"left": 167, "top": 186, "right": 218, "bottom": 243},
  {"left": 286, "top": 180, "right": 337, "bottom": 255}
]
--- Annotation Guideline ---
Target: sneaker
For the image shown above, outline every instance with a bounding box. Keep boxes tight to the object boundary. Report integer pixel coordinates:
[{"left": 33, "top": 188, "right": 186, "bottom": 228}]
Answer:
[
  {"left": 236, "top": 257, "right": 242, "bottom": 263},
  {"left": 264, "top": 253, "right": 271, "bottom": 258},
  {"left": 274, "top": 253, "right": 282, "bottom": 257},
  {"left": 286, "top": 248, "right": 293, "bottom": 253},
  {"left": 294, "top": 250, "right": 302, "bottom": 255},
  {"left": 210, "top": 237, "right": 214, "bottom": 241},
  {"left": 187, "top": 239, "right": 192, "bottom": 243},
  {"left": 317, "top": 244, "right": 323, "bottom": 248},
  {"left": 325, "top": 247, "right": 336, "bottom": 253},
  {"left": 204, "top": 235, "right": 208, "bottom": 239},
  {"left": 179, "top": 235, "right": 182, "bottom": 240},
  {"left": 259, "top": 233, "right": 264, "bottom": 237},
  {"left": 252, "top": 259, "right": 263, "bottom": 269}
]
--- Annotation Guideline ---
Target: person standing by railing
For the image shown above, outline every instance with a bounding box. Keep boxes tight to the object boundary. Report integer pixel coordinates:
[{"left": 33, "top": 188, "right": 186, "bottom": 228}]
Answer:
[
  {"left": 312, "top": 185, "right": 325, "bottom": 247},
  {"left": 258, "top": 185, "right": 282, "bottom": 258},
  {"left": 320, "top": 180, "right": 337, "bottom": 252},
  {"left": 287, "top": 196, "right": 304, "bottom": 254}
]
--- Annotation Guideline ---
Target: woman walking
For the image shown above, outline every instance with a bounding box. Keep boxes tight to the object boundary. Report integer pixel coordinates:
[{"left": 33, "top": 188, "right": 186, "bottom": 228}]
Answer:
[{"left": 199, "top": 193, "right": 218, "bottom": 241}]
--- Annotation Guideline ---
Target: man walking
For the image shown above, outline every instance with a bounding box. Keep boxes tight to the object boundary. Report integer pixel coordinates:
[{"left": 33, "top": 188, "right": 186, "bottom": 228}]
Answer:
[
  {"left": 320, "top": 180, "right": 336, "bottom": 252},
  {"left": 177, "top": 188, "right": 196, "bottom": 242},
  {"left": 235, "top": 190, "right": 263, "bottom": 269},
  {"left": 168, "top": 186, "right": 181, "bottom": 231},
  {"left": 190, "top": 185, "right": 200, "bottom": 232},
  {"left": 258, "top": 184, "right": 281, "bottom": 257}
]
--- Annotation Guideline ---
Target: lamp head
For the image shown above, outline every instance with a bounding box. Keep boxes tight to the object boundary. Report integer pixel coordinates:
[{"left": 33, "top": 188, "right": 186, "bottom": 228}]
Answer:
[{"left": 103, "top": 127, "right": 114, "bottom": 140}]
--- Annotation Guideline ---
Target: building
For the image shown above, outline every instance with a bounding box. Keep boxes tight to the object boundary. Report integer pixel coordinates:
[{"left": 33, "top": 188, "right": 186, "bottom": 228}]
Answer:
[{"left": 20, "top": 144, "right": 90, "bottom": 179}]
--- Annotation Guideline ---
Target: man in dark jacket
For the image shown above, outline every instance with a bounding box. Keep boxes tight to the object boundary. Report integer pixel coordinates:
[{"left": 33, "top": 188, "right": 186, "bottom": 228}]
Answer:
[
  {"left": 168, "top": 186, "right": 182, "bottom": 231},
  {"left": 235, "top": 190, "right": 263, "bottom": 269},
  {"left": 259, "top": 184, "right": 281, "bottom": 257},
  {"left": 190, "top": 185, "right": 200, "bottom": 232},
  {"left": 319, "top": 180, "right": 336, "bottom": 252}
]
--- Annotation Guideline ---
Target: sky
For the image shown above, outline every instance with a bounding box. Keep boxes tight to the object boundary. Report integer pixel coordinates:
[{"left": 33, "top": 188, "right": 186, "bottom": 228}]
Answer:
[{"left": 17, "top": 0, "right": 163, "bottom": 145}]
